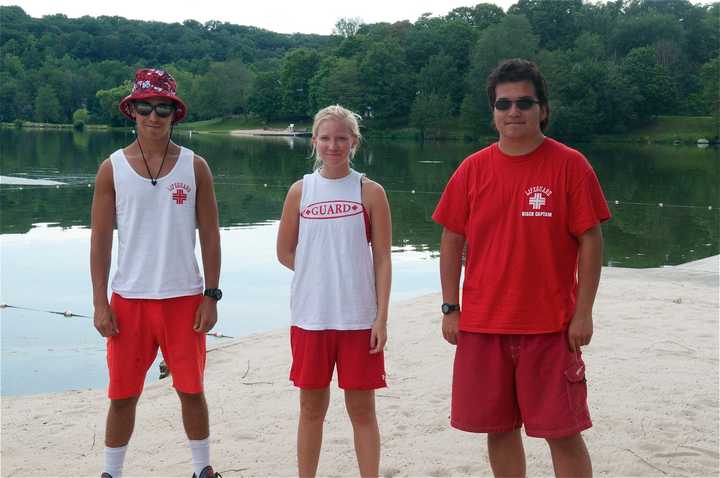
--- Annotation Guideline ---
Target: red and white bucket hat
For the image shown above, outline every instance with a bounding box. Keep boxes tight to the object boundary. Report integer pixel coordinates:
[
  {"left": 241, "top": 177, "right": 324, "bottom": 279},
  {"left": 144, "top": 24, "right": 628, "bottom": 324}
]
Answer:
[{"left": 119, "top": 68, "right": 188, "bottom": 123}]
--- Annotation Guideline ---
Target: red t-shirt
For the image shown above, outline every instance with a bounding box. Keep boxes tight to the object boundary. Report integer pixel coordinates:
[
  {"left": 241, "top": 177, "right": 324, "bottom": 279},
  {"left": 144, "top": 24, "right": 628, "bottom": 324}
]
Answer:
[{"left": 432, "top": 138, "right": 611, "bottom": 334}]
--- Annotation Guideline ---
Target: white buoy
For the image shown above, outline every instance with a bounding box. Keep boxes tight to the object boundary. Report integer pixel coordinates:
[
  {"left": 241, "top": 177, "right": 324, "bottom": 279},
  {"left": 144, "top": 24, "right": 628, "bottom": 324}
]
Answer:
[
  {"left": 263, "top": 183, "right": 267, "bottom": 188},
  {"left": 411, "top": 190, "right": 415, "bottom": 194},
  {"left": 614, "top": 200, "right": 619, "bottom": 205},
  {"left": 658, "top": 203, "right": 664, "bottom": 207}
]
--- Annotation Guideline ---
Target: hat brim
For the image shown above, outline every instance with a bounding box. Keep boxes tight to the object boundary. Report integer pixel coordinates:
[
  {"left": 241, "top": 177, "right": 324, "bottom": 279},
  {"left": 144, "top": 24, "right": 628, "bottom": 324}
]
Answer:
[{"left": 119, "top": 91, "right": 188, "bottom": 123}]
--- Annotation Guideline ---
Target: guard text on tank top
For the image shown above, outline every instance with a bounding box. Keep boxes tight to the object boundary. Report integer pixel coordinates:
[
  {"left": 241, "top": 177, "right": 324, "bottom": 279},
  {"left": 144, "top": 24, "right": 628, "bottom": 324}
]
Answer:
[{"left": 291, "top": 169, "right": 377, "bottom": 330}]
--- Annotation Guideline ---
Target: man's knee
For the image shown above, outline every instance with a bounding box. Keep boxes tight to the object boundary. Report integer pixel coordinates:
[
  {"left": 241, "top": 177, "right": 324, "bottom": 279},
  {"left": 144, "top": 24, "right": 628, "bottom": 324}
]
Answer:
[
  {"left": 488, "top": 429, "right": 521, "bottom": 442},
  {"left": 546, "top": 433, "right": 587, "bottom": 451},
  {"left": 109, "top": 396, "right": 139, "bottom": 414},
  {"left": 177, "top": 391, "right": 207, "bottom": 408},
  {"left": 300, "top": 393, "right": 329, "bottom": 423},
  {"left": 345, "top": 394, "right": 376, "bottom": 426}
]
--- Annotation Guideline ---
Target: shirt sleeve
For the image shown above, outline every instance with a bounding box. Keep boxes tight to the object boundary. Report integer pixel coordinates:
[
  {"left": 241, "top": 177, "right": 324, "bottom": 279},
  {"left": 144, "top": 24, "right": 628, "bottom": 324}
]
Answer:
[
  {"left": 568, "top": 156, "right": 611, "bottom": 237},
  {"left": 432, "top": 158, "right": 470, "bottom": 235}
]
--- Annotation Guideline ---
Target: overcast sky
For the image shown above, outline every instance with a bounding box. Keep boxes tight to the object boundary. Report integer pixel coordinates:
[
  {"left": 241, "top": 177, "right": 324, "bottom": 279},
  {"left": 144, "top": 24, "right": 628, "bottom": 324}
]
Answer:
[{"left": 2, "top": 0, "right": 521, "bottom": 35}]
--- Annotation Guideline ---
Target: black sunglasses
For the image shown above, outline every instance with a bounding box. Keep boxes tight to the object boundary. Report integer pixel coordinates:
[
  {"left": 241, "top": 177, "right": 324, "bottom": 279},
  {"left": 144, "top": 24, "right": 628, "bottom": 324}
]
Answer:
[
  {"left": 133, "top": 101, "right": 176, "bottom": 118},
  {"left": 494, "top": 98, "right": 540, "bottom": 111}
]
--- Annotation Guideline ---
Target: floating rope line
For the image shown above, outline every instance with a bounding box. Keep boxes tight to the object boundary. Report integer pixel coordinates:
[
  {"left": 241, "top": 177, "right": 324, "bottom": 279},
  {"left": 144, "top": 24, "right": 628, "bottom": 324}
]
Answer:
[
  {"left": 0, "top": 303, "right": 234, "bottom": 338},
  {"left": 609, "top": 199, "right": 714, "bottom": 210},
  {"left": 0, "top": 303, "right": 88, "bottom": 318}
]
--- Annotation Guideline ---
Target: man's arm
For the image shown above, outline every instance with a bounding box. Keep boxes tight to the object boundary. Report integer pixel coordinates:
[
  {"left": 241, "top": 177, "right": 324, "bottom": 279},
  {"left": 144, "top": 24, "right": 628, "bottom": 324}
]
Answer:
[
  {"left": 568, "top": 224, "right": 604, "bottom": 352},
  {"left": 365, "top": 179, "right": 392, "bottom": 354},
  {"left": 440, "top": 228, "right": 465, "bottom": 345},
  {"left": 90, "top": 159, "right": 118, "bottom": 337},
  {"left": 276, "top": 180, "right": 302, "bottom": 271},
  {"left": 194, "top": 155, "right": 221, "bottom": 333}
]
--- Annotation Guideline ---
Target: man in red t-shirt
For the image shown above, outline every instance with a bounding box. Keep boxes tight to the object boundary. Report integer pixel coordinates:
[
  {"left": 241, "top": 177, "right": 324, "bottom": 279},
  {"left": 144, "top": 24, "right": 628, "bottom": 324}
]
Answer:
[{"left": 433, "top": 59, "right": 610, "bottom": 476}]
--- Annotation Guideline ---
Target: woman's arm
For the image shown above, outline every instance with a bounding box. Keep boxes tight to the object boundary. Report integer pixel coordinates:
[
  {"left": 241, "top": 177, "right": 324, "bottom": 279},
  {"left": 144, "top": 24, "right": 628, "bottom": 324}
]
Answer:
[
  {"left": 276, "top": 180, "right": 302, "bottom": 271},
  {"left": 364, "top": 178, "right": 392, "bottom": 353}
]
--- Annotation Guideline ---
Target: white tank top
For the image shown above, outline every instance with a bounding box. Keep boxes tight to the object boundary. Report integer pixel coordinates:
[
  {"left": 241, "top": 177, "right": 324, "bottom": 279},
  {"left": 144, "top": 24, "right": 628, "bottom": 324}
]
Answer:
[
  {"left": 291, "top": 169, "right": 378, "bottom": 330},
  {"left": 110, "top": 146, "right": 203, "bottom": 299}
]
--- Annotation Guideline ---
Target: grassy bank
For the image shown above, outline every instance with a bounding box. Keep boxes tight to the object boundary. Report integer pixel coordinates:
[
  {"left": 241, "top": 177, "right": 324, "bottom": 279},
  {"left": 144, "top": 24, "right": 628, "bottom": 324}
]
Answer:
[
  {"left": 4, "top": 115, "right": 718, "bottom": 144},
  {"left": 595, "top": 115, "right": 719, "bottom": 144},
  {"left": 1, "top": 121, "right": 112, "bottom": 131},
  {"left": 178, "top": 117, "right": 311, "bottom": 133}
]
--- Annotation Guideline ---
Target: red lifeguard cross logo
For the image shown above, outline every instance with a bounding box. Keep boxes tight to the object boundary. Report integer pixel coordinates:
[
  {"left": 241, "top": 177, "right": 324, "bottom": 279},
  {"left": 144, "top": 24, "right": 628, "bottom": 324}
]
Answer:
[
  {"left": 301, "top": 200, "right": 364, "bottom": 219},
  {"left": 167, "top": 182, "right": 191, "bottom": 205}
]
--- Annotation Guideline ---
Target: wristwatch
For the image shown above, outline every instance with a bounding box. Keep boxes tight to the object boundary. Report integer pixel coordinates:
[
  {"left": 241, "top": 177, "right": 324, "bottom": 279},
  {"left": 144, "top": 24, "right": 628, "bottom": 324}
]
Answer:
[
  {"left": 441, "top": 303, "right": 460, "bottom": 315},
  {"left": 203, "top": 288, "right": 223, "bottom": 301}
]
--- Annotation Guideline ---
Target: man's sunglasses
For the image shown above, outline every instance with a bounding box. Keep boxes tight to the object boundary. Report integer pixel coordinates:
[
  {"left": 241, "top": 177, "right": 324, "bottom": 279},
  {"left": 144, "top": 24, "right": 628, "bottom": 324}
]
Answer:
[
  {"left": 133, "top": 101, "right": 176, "bottom": 118},
  {"left": 494, "top": 98, "right": 540, "bottom": 111}
]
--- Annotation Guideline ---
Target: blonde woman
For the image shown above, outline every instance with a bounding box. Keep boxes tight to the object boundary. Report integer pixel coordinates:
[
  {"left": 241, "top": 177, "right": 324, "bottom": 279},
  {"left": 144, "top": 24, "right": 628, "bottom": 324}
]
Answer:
[{"left": 277, "top": 105, "right": 392, "bottom": 477}]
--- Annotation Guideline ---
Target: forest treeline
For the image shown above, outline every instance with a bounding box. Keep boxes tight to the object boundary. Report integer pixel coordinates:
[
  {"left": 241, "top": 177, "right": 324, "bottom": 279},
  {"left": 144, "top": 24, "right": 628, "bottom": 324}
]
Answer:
[{"left": 1, "top": 0, "right": 718, "bottom": 138}]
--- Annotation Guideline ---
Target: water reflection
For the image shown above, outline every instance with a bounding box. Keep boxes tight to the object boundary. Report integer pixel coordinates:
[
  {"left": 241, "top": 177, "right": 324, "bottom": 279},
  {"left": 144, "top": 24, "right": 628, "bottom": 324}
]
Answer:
[
  {"left": 1, "top": 129, "right": 717, "bottom": 266},
  {"left": 1, "top": 130, "right": 718, "bottom": 394}
]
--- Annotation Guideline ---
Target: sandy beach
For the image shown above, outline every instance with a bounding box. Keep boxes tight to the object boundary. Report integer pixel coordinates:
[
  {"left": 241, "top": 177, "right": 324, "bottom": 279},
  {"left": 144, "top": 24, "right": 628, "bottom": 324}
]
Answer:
[{"left": 2, "top": 257, "right": 718, "bottom": 477}]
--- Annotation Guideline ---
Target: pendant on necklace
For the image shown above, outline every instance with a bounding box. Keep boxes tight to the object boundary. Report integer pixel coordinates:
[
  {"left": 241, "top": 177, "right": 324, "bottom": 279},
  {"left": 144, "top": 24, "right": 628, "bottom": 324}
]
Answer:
[{"left": 151, "top": 179, "right": 157, "bottom": 186}]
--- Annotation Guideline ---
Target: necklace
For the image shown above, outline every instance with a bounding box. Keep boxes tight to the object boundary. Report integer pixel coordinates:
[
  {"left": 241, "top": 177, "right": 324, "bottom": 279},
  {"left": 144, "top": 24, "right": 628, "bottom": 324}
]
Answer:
[{"left": 136, "top": 134, "right": 172, "bottom": 186}]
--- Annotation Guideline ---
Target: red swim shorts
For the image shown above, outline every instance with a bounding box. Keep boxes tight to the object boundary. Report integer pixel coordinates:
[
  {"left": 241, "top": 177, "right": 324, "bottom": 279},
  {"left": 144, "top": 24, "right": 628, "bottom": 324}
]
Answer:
[
  {"left": 107, "top": 293, "right": 205, "bottom": 400},
  {"left": 290, "top": 326, "right": 387, "bottom": 390},
  {"left": 451, "top": 330, "right": 592, "bottom": 438}
]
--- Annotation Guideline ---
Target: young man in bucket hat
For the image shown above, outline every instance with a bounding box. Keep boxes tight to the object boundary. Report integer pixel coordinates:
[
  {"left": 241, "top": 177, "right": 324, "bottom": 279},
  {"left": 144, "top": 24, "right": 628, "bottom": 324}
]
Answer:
[
  {"left": 90, "top": 68, "right": 222, "bottom": 478},
  {"left": 433, "top": 59, "right": 610, "bottom": 476}
]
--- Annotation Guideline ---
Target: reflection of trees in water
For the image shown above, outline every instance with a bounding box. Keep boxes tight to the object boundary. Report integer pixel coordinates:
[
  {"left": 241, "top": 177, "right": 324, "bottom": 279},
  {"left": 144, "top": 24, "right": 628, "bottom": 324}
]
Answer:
[
  {"left": 1, "top": 130, "right": 717, "bottom": 266},
  {"left": 604, "top": 204, "right": 718, "bottom": 267}
]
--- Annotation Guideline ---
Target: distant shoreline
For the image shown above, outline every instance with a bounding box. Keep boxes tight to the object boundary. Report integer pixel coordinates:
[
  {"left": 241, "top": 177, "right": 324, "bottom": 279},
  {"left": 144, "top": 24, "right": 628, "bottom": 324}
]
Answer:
[
  {"left": 229, "top": 128, "right": 311, "bottom": 137},
  {"left": 3, "top": 115, "right": 718, "bottom": 145}
]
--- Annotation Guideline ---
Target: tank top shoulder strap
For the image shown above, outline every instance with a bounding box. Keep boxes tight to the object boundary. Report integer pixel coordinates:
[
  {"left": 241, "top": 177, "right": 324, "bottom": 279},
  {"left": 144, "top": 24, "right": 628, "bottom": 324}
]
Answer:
[
  {"left": 176, "top": 146, "right": 194, "bottom": 179},
  {"left": 299, "top": 171, "right": 315, "bottom": 207},
  {"left": 109, "top": 148, "right": 126, "bottom": 170}
]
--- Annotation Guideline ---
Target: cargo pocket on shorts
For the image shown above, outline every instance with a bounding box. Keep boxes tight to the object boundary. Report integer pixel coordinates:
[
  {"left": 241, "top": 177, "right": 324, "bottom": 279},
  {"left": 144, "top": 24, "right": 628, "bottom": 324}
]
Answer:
[{"left": 564, "top": 358, "right": 589, "bottom": 416}]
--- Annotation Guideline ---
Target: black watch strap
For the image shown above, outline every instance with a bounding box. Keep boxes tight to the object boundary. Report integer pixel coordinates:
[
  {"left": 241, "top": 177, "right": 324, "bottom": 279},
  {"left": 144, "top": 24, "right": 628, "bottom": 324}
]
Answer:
[
  {"left": 441, "top": 303, "right": 460, "bottom": 315},
  {"left": 203, "top": 288, "right": 222, "bottom": 301}
]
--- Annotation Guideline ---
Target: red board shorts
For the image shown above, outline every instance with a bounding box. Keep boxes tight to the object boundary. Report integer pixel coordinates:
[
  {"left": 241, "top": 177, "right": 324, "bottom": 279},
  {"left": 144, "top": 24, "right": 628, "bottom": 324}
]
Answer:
[
  {"left": 107, "top": 293, "right": 205, "bottom": 400},
  {"left": 290, "top": 326, "right": 387, "bottom": 390},
  {"left": 451, "top": 330, "right": 592, "bottom": 438}
]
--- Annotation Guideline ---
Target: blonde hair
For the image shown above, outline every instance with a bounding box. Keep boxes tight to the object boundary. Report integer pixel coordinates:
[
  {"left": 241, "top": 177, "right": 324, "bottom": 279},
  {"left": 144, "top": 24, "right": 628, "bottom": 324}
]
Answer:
[{"left": 311, "top": 104, "right": 362, "bottom": 171}]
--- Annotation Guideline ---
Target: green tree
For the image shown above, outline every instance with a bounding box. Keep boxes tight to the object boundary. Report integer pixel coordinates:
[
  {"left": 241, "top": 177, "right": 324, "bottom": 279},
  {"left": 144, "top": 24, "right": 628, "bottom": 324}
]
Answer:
[
  {"left": 281, "top": 48, "right": 320, "bottom": 119},
  {"left": 621, "top": 46, "right": 680, "bottom": 121},
  {"left": 446, "top": 3, "right": 506, "bottom": 30},
  {"left": 248, "top": 71, "right": 283, "bottom": 122},
  {"left": 417, "top": 54, "right": 463, "bottom": 113},
  {"left": 699, "top": 56, "right": 720, "bottom": 121},
  {"left": 508, "top": 0, "right": 582, "bottom": 51},
  {"left": 193, "top": 60, "right": 254, "bottom": 119},
  {"left": 410, "top": 93, "right": 453, "bottom": 139},
  {"left": 609, "top": 12, "right": 685, "bottom": 57},
  {"left": 0, "top": 53, "right": 28, "bottom": 121},
  {"left": 359, "top": 40, "right": 414, "bottom": 125},
  {"left": 95, "top": 81, "right": 132, "bottom": 126},
  {"left": 72, "top": 107, "right": 89, "bottom": 129},
  {"left": 463, "top": 15, "right": 539, "bottom": 136},
  {"left": 308, "top": 57, "right": 364, "bottom": 114},
  {"left": 333, "top": 17, "right": 364, "bottom": 38},
  {"left": 34, "top": 85, "right": 63, "bottom": 123}
]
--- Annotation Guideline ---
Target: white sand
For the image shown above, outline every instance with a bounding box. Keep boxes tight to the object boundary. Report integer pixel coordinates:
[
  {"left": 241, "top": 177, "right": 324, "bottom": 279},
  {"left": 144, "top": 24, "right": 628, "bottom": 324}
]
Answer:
[{"left": 2, "top": 258, "right": 718, "bottom": 477}]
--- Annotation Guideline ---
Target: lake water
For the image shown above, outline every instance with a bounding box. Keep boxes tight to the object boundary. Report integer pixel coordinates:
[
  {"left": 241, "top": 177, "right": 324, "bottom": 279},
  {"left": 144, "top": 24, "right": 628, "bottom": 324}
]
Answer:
[{"left": 1, "top": 129, "right": 718, "bottom": 395}]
